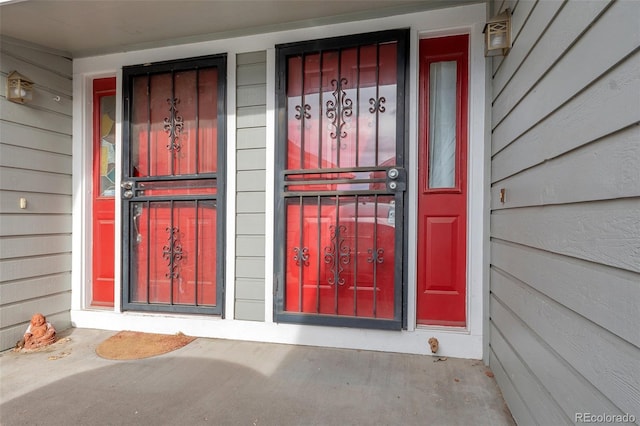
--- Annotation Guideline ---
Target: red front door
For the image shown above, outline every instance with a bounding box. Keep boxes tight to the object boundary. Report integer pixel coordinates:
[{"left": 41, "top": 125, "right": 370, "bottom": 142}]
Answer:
[
  {"left": 275, "top": 30, "right": 409, "bottom": 330},
  {"left": 417, "top": 35, "right": 469, "bottom": 326},
  {"left": 92, "top": 77, "right": 116, "bottom": 306},
  {"left": 121, "top": 55, "right": 226, "bottom": 315}
]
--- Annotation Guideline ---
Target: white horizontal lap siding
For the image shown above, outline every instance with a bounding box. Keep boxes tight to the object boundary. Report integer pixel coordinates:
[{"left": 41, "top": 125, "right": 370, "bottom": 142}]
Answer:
[
  {"left": 0, "top": 36, "right": 73, "bottom": 351},
  {"left": 235, "top": 51, "right": 267, "bottom": 322},
  {"left": 492, "top": 199, "right": 639, "bottom": 272},
  {"left": 492, "top": 51, "right": 640, "bottom": 182},
  {"left": 488, "top": 0, "right": 640, "bottom": 424},
  {"left": 492, "top": 0, "right": 638, "bottom": 153}
]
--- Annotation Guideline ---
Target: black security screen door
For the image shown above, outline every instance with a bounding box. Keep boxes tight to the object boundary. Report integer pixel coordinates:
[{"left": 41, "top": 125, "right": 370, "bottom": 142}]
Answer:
[
  {"left": 275, "top": 30, "right": 409, "bottom": 330},
  {"left": 121, "top": 55, "right": 226, "bottom": 315}
]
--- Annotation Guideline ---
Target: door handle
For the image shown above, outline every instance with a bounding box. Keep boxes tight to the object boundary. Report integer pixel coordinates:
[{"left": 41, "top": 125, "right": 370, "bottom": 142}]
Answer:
[{"left": 132, "top": 204, "right": 143, "bottom": 243}]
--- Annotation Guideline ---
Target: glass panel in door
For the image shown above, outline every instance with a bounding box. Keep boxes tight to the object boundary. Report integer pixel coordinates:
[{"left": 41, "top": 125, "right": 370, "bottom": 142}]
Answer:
[{"left": 428, "top": 61, "right": 457, "bottom": 189}]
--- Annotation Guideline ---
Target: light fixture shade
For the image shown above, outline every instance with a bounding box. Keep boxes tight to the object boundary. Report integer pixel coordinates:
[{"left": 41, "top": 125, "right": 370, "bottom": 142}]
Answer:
[
  {"left": 6, "top": 71, "right": 34, "bottom": 104},
  {"left": 483, "top": 9, "right": 511, "bottom": 57}
]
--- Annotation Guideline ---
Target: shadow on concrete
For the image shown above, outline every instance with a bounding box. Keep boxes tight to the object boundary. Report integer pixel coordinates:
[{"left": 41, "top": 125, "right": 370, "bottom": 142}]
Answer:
[
  {"left": 2, "top": 357, "right": 278, "bottom": 425},
  {"left": 1, "top": 329, "right": 514, "bottom": 426}
]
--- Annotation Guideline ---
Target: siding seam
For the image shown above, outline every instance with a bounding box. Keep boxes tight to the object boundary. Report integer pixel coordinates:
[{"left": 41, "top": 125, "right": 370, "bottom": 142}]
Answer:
[
  {"left": 490, "top": 122, "right": 640, "bottom": 184},
  {"left": 490, "top": 194, "right": 640, "bottom": 211},
  {"left": 0, "top": 164, "right": 72, "bottom": 177},
  {"left": 488, "top": 346, "right": 539, "bottom": 425},
  {"left": 491, "top": 264, "right": 639, "bottom": 350},
  {"left": 492, "top": 46, "right": 640, "bottom": 157},
  {"left": 0, "top": 51, "right": 72, "bottom": 79},
  {"left": 0, "top": 118, "right": 72, "bottom": 137},
  {"left": 492, "top": 0, "right": 614, "bottom": 129},
  {"left": 0, "top": 142, "right": 72, "bottom": 157},
  {"left": 490, "top": 290, "right": 630, "bottom": 415},
  {"left": 0, "top": 119, "right": 73, "bottom": 136},
  {"left": 490, "top": 318, "right": 571, "bottom": 424},
  {"left": 8, "top": 103, "right": 73, "bottom": 119},
  {"left": 492, "top": 0, "right": 551, "bottom": 79},
  {"left": 489, "top": 237, "right": 640, "bottom": 280},
  {"left": 0, "top": 290, "right": 72, "bottom": 309}
]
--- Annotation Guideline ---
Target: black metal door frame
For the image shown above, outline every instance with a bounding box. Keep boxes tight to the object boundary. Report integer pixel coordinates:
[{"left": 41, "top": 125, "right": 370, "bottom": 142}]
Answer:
[
  {"left": 121, "top": 54, "right": 227, "bottom": 315},
  {"left": 274, "top": 29, "right": 409, "bottom": 330}
]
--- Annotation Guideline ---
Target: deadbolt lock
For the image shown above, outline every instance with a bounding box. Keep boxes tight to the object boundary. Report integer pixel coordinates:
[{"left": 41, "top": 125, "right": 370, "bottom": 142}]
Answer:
[
  {"left": 385, "top": 167, "right": 406, "bottom": 192},
  {"left": 121, "top": 181, "right": 134, "bottom": 199}
]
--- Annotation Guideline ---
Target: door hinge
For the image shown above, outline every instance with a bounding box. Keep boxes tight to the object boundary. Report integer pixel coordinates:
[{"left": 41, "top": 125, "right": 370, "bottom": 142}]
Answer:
[{"left": 278, "top": 72, "right": 284, "bottom": 91}]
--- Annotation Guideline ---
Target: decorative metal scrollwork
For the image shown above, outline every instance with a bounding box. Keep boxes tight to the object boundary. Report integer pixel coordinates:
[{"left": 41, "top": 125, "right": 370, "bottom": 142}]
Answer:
[
  {"left": 326, "top": 78, "right": 353, "bottom": 149},
  {"left": 294, "top": 104, "right": 312, "bottom": 131},
  {"left": 164, "top": 97, "right": 184, "bottom": 153},
  {"left": 369, "top": 96, "right": 386, "bottom": 114},
  {"left": 324, "top": 224, "right": 351, "bottom": 286},
  {"left": 162, "top": 226, "right": 184, "bottom": 279},
  {"left": 295, "top": 104, "right": 311, "bottom": 120},
  {"left": 293, "top": 246, "right": 310, "bottom": 267},
  {"left": 367, "top": 248, "right": 385, "bottom": 264}
]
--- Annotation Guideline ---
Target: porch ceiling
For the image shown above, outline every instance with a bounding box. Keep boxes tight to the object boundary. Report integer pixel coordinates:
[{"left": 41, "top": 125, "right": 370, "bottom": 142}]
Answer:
[{"left": 0, "top": 0, "right": 478, "bottom": 58}]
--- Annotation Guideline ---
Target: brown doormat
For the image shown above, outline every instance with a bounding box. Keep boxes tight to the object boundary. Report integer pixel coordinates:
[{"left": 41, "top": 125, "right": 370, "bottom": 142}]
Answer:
[{"left": 96, "top": 331, "right": 195, "bottom": 360}]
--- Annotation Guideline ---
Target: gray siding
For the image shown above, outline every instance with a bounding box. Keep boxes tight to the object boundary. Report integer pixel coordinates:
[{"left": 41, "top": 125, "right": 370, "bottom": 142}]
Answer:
[
  {"left": 235, "top": 51, "right": 267, "bottom": 321},
  {"left": 489, "top": 0, "right": 640, "bottom": 424},
  {"left": 0, "top": 37, "right": 73, "bottom": 350}
]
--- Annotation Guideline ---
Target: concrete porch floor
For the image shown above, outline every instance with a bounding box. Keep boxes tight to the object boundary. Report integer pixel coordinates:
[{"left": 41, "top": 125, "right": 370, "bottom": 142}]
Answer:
[{"left": 0, "top": 328, "right": 514, "bottom": 425}]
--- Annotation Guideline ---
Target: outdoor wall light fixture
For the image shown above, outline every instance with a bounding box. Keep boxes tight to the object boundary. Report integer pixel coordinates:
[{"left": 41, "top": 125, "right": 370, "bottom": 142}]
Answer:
[
  {"left": 483, "top": 9, "right": 511, "bottom": 57},
  {"left": 6, "top": 70, "right": 34, "bottom": 104}
]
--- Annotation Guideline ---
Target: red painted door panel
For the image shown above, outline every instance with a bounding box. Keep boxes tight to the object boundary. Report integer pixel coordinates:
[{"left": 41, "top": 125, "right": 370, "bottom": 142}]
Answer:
[
  {"left": 130, "top": 200, "right": 216, "bottom": 306},
  {"left": 92, "top": 77, "right": 116, "bottom": 306},
  {"left": 285, "top": 196, "right": 396, "bottom": 319},
  {"left": 417, "top": 35, "right": 468, "bottom": 326}
]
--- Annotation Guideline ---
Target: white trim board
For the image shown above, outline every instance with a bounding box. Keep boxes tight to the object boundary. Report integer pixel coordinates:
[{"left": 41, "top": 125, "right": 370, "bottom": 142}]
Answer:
[{"left": 71, "top": 309, "right": 483, "bottom": 359}]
